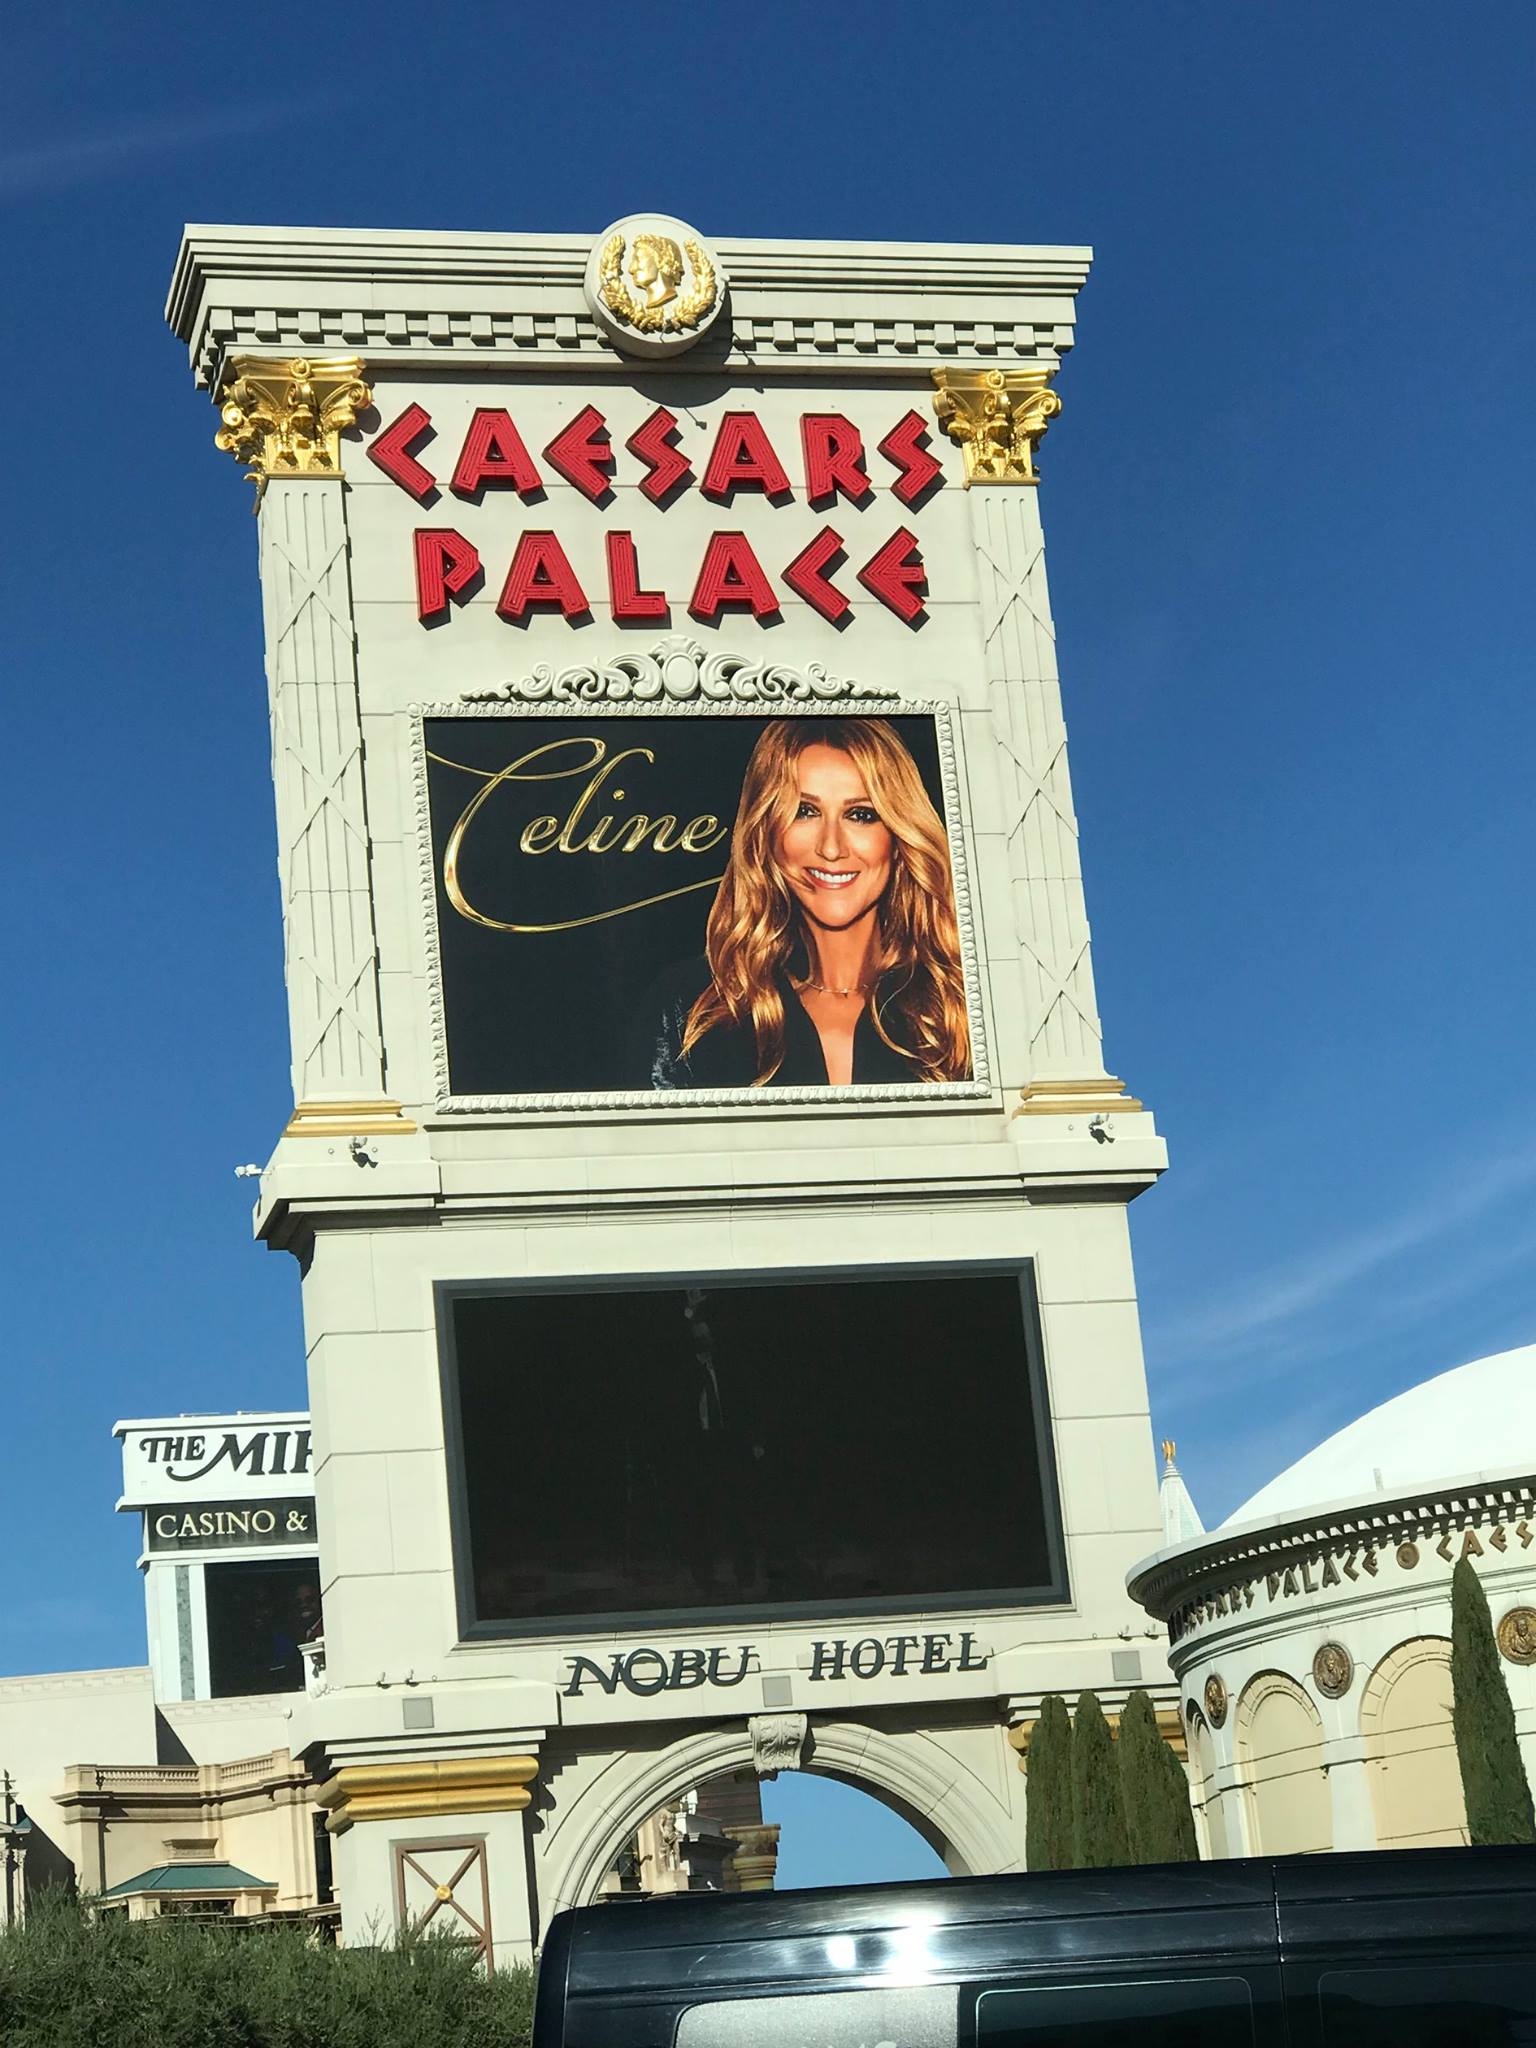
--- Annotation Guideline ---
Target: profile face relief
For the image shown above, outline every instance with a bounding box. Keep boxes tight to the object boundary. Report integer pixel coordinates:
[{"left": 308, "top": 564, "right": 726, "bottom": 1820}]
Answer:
[{"left": 773, "top": 743, "right": 894, "bottom": 931}]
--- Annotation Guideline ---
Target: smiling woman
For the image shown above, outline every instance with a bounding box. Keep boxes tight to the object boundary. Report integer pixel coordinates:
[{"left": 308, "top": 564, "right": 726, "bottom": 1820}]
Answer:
[{"left": 654, "top": 718, "right": 971, "bottom": 1088}]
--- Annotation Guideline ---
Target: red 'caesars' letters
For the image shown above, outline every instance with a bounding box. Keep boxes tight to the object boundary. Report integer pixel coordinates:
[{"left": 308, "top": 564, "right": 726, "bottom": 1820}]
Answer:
[{"left": 374, "top": 402, "right": 945, "bottom": 626}]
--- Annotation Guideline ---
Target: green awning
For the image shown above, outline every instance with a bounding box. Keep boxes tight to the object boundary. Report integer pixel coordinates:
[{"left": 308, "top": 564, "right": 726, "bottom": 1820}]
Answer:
[{"left": 101, "top": 1862, "right": 275, "bottom": 1898}]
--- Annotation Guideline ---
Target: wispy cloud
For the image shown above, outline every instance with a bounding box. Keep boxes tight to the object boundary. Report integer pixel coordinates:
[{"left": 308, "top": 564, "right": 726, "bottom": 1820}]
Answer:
[
  {"left": 1149, "top": 1143, "right": 1536, "bottom": 1381},
  {"left": 0, "top": 100, "right": 326, "bottom": 201}
]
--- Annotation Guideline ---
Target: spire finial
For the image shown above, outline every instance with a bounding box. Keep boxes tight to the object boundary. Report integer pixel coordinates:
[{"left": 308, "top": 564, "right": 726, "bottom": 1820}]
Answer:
[{"left": 1161, "top": 1438, "right": 1177, "bottom": 1468}]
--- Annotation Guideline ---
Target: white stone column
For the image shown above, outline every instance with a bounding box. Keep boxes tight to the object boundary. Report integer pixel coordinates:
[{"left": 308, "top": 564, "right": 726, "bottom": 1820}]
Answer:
[
  {"left": 216, "top": 356, "right": 410, "bottom": 1136},
  {"left": 1323, "top": 1743, "right": 1378, "bottom": 1851},
  {"left": 935, "top": 368, "right": 1134, "bottom": 1119}
]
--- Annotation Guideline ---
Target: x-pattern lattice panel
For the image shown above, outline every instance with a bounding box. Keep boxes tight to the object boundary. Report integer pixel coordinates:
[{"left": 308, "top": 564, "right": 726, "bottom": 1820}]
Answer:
[
  {"left": 972, "top": 490, "right": 1104, "bottom": 1074},
  {"left": 395, "top": 1836, "right": 493, "bottom": 1966},
  {"left": 259, "top": 479, "right": 387, "bottom": 1101}
]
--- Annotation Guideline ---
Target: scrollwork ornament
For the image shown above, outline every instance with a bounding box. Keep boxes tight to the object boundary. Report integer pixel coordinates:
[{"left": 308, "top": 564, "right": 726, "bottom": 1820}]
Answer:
[
  {"left": 1203, "top": 1674, "right": 1229, "bottom": 1728},
  {"left": 1312, "top": 1642, "right": 1354, "bottom": 1698},
  {"left": 461, "top": 635, "right": 899, "bottom": 708},
  {"left": 1497, "top": 1607, "right": 1536, "bottom": 1665}
]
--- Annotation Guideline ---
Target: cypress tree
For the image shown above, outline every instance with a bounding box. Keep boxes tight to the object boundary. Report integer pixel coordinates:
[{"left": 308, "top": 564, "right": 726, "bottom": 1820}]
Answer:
[
  {"left": 1071, "top": 1690, "right": 1130, "bottom": 1869},
  {"left": 1025, "top": 1693, "right": 1074, "bottom": 1871},
  {"left": 1155, "top": 1713, "right": 1201, "bottom": 1862},
  {"left": 1450, "top": 1557, "right": 1536, "bottom": 1846},
  {"left": 1117, "top": 1689, "right": 1198, "bottom": 1863}
]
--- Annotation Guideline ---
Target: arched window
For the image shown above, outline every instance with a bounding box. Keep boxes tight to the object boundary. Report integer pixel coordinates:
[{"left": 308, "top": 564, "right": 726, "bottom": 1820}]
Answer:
[
  {"left": 1236, "top": 1672, "right": 1331, "bottom": 1855},
  {"left": 1361, "top": 1637, "right": 1468, "bottom": 1849}
]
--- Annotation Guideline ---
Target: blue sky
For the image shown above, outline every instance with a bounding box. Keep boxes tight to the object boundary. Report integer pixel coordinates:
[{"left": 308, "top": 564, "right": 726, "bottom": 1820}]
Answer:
[{"left": 2, "top": 1, "right": 1532, "bottom": 1883}]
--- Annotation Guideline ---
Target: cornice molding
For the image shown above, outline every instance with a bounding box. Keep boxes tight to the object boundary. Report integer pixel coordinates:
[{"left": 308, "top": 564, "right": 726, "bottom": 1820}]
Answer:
[
  {"left": 167, "top": 224, "right": 1092, "bottom": 390},
  {"left": 1129, "top": 1472, "right": 1536, "bottom": 1619}
]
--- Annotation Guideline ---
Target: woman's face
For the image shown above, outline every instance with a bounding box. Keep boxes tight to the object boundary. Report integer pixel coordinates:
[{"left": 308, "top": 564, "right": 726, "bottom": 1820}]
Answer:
[{"left": 771, "top": 743, "right": 894, "bottom": 929}]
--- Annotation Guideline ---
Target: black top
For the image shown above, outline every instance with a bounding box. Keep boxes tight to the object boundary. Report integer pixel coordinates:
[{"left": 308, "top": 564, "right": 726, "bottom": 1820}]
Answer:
[{"left": 640, "top": 958, "right": 917, "bottom": 1089}]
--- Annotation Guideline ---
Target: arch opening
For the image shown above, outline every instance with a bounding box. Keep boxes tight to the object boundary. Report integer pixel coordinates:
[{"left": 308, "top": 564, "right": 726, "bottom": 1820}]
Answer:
[
  {"left": 597, "top": 1765, "right": 952, "bottom": 1899},
  {"left": 551, "top": 1720, "right": 1001, "bottom": 1916}
]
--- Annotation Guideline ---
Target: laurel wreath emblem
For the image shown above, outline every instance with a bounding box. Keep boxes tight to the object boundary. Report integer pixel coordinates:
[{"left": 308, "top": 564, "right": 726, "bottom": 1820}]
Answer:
[{"left": 599, "top": 232, "right": 718, "bottom": 334}]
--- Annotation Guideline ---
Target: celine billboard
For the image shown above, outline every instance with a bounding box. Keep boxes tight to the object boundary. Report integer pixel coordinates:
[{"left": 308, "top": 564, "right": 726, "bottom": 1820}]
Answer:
[{"left": 421, "top": 702, "right": 983, "bottom": 1103}]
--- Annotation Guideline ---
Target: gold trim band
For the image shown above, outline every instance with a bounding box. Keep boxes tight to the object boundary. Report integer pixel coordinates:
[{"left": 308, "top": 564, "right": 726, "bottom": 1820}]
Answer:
[
  {"left": 316, "top": 1756, "right": 538, "bottom": 1834},
  {"left": 284, "top": 1099, "right": 418, "bottom": 1137},
  {"left": 1009, "top": 1707, "right": 1185, "bottom": 1763},
  {"left": 1014, "top": 1077, "right": 1143, "bottom": 1117}
]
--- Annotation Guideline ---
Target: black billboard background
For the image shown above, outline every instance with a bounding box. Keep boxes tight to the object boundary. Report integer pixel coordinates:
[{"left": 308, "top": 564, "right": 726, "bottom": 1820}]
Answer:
[
  {"left": 424, "top": 713, "right": 949, "bottom": 1096},
  {"left": 445, "top": 1269, "right": 1065, "bottom": 1633}
]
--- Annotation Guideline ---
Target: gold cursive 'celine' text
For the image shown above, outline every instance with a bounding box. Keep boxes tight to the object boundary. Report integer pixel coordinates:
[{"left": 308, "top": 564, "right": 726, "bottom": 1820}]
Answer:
[{"left": 435, "top": 736, "right": 729, "bottom": 934}]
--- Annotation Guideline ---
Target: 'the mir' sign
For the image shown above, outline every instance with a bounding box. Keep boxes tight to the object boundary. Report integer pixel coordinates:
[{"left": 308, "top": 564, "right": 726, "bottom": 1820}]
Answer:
[
  {"left": 117, "top": 1419, "right": 315, "bottom": 1507},
  {"left": 136, "top": 1426, "right": 312, "bottom": 1484}
]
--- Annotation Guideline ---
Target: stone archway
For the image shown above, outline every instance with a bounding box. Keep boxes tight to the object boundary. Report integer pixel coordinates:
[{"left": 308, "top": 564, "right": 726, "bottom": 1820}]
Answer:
[{"left": 540, "top": 1717, "right": 1018, "bottom": 1920}]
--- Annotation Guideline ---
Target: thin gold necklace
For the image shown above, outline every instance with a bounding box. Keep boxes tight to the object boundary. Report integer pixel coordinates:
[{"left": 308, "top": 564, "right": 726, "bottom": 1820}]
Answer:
[{"left": 798, "top": 975, "right": 875, "bottom": 999}]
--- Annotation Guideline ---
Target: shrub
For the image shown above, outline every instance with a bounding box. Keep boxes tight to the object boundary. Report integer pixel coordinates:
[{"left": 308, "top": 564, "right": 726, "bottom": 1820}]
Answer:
[{"left": 0, "top": 1892, "right": 534, "bottom": 2048}]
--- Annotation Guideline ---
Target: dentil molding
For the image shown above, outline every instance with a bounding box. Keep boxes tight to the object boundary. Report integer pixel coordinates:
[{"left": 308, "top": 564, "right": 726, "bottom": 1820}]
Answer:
[{"left": 168, "top": 224, "right": 1091, "bottom": 389}]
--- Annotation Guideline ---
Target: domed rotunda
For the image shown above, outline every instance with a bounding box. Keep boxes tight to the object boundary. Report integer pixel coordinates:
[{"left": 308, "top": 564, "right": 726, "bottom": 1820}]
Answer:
[{"left": 1129, "top": 1345, "right": 1536, "bottom": 1859}]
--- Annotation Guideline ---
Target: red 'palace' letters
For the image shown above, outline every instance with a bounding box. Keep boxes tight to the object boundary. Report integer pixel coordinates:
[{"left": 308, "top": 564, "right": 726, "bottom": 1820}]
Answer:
[{"left": 368, "top": 402, "right": 942, "bottom": 627}]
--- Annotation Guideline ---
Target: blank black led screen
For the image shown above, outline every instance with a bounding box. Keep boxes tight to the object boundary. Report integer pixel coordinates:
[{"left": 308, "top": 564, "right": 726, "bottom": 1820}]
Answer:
[
  {"left": 447, "top": 1271, "right": 1063, "bottom": 1632},
  {"left": 204, "top": 1557, "right": 321, "bottom": 1697}
]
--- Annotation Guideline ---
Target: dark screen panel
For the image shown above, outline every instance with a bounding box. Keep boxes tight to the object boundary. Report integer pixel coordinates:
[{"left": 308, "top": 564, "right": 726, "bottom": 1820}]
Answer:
[
  {"left": 448, "top": 1270, "right": 1063, "bottom": 1632},
  {"left": 204, "top": 1557, "right": 322, "bottom": 1697}
]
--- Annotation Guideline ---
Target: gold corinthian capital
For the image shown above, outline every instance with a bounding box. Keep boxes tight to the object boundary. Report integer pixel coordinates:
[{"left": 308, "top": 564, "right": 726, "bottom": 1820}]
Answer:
[
  {"left": 214, "top": 355, "right": 372, "bottom": 495},
  {"left": 932, "top": 365, "right": 1061, "bottom": 485}
]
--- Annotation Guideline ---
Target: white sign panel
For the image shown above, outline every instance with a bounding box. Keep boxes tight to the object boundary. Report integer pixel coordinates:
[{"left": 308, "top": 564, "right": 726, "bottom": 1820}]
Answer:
[{"left": 116, "top": 1412, "right": 314, "bottom": 1507}]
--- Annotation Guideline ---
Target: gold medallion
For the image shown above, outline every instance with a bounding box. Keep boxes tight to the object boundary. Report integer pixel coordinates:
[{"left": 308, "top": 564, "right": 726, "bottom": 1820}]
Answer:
[{"left": 585, "top": 215, "right": 726, "bottom": 358}]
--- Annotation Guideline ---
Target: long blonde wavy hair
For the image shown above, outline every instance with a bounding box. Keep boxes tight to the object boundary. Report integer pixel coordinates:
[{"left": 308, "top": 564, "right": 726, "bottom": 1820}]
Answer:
[{"left": 682, "top": 718, "right": 971, "bottom": 1085}]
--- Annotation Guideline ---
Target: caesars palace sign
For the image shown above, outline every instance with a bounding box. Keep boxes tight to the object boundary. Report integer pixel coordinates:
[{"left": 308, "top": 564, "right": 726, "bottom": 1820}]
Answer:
[{"left": 159, "top": 208, "right": 1181, "bottom": 1944}]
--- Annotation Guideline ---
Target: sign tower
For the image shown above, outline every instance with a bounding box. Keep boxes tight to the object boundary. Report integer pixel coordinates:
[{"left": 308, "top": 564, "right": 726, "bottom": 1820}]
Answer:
[{"left": 167, "top": 216, "right": 1170, "bottom": 1960}]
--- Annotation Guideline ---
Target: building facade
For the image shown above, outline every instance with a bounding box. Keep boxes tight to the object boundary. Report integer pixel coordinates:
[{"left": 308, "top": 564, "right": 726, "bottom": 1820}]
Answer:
[
  {"left": 1130, "top": 1346, "right": 1536, "bottom": 1859},
  {"left": 116, "top": 1413, "right": 319, "bottom": 1706},
  {"left": 2, "top": 1407, "right": 775, "bottom": 1927},
  {"left": 0, "top": 1413, "right": 328, "bottom": 1924}
]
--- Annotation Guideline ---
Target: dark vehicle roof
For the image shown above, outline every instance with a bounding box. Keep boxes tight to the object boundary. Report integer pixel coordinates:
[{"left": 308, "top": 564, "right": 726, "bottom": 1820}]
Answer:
[{"left": 541, "top": 1848, "right": 1536, "bottom": 2013}]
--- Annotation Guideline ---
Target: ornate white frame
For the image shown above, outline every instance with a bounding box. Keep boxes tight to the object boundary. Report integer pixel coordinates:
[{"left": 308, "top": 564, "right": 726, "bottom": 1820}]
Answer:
[{"left": 410, "top": 639, "right": 992, "bottom": 1115}]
